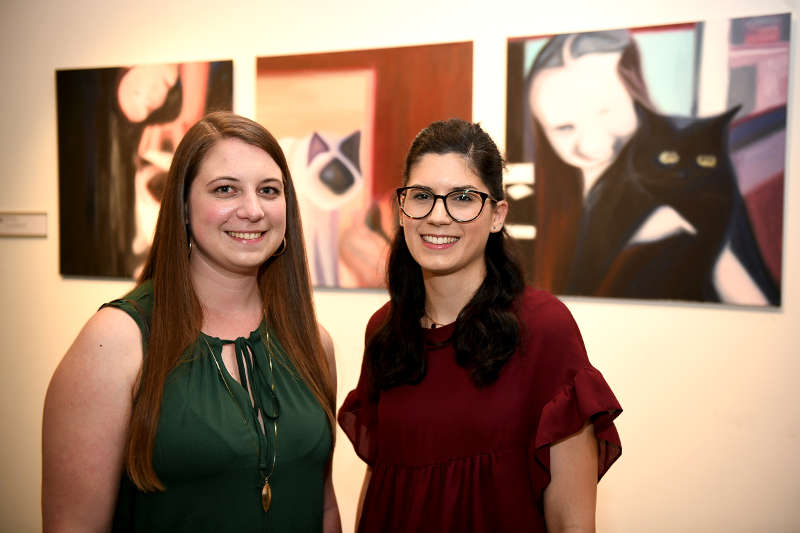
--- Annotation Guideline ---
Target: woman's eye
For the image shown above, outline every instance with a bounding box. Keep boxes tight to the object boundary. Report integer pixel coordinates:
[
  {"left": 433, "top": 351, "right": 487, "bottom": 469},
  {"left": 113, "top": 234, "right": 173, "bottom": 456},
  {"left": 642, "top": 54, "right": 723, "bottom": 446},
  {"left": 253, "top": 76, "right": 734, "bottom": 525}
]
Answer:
[
  {"left": 411, "top": 191, "right": 430, "bottom": 200},
  {"left": 214, "top": 185, "right": 234, "bottom": 195},
  {"left": 260, "top": 186, "right": 281, "bottom": 196},
  {"left": 451, "top": 191, "right": 475, "bottom": 202},
  {"left": 554, "top": 123, "right": 575, "bottom": 133}
]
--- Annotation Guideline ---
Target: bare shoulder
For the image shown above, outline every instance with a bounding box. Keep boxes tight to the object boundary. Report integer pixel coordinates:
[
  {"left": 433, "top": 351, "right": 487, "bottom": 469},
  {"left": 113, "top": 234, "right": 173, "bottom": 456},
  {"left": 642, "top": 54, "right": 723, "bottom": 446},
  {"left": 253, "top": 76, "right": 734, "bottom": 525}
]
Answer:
[
  {"left": 46, "top": 306, "right": 143, "bottom": 414},
  {"left": 83, "top": 305, "right": 144, "bottom": 350},
  {"left": 64, "top": 306, "right": 143, "bottom": 379}
]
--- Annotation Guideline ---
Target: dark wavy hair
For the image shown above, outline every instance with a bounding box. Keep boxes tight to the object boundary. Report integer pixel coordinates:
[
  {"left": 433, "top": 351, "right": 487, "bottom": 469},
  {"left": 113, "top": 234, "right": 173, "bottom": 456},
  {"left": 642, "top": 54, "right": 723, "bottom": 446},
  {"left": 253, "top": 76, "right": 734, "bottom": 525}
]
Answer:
[{"left": 366, "top": 118, "right": 526, "bottom": 392}]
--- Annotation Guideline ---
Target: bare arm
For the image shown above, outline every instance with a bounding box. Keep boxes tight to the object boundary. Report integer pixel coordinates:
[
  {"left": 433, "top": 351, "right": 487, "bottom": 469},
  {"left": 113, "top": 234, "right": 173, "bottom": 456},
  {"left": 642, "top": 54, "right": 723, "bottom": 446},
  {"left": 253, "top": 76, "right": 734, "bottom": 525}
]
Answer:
[
  {"left": 42, "top": 307, "right": 143, "bottom": 532},
  {"left": 543, "top": 422, "right": 599, "bottom": 533},
  {"left": 323, "top": 463, "right": 342, "bottom": 533},
  {"left": 319, "top": 325, "right": 342, "bottom": 533}
]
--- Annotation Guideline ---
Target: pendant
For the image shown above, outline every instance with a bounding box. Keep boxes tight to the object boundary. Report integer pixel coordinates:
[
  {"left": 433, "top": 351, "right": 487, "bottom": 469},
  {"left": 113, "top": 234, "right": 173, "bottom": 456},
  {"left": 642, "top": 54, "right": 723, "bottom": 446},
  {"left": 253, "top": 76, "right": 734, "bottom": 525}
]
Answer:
[{"left": 261, "top": 480, "right": 272, "bottom": 512}]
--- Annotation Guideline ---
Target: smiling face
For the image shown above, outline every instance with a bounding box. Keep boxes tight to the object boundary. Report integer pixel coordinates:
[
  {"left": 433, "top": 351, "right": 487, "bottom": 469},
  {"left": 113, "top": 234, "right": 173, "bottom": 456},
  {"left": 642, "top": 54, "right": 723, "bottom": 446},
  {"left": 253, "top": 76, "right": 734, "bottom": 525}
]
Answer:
[
  {"left": 529, "top": 51, "right": 637, "bottom": 181},
  {"left": 186, "top": 137, "right": 286, "bottom": 277},
  {"left": 402, "top": 152, "right": 507, "bottom": 284}
]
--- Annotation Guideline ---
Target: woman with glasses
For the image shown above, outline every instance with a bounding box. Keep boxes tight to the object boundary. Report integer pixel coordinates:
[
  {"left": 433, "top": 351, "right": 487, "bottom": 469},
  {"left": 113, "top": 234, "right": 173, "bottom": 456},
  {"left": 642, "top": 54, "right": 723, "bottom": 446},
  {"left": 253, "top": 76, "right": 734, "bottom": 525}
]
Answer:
[
  {"left": 338, "top": 118, "right": 622, "bottom": 532},
  {"left": 43, "top": 112, "right": 341, "bottom": 532}
]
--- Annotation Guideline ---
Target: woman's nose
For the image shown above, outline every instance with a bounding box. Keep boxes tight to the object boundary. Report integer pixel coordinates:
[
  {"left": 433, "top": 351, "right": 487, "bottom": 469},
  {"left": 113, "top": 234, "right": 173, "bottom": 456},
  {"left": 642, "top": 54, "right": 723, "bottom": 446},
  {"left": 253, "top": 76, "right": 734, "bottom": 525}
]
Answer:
[
  {"left": 237, "top": 192, "right": 264, "bottom": 220},
  {"left": 427, "top": 196, "right": 451, "bottom": 224},
  {"left": 575, "top": 126, "right": 613, "bottom": 160}
]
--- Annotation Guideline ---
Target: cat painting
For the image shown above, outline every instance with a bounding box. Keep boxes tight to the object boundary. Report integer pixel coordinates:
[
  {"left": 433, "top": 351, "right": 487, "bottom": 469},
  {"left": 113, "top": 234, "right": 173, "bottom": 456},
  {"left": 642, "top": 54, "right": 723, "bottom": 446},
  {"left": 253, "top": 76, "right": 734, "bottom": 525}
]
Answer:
[
  {"left": 564, "top": 103, "right": 779, "bottom": 304},
  {"left": 280, "top": 130, "right": 362, "bottom": 287}
]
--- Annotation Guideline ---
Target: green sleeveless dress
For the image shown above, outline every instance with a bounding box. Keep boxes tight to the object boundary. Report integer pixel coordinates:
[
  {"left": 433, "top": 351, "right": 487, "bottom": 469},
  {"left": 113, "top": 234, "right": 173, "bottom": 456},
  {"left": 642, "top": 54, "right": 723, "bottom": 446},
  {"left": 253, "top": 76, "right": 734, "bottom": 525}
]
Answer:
[{"left": 105, "top": 281, "right": 331, "bottom": 532}]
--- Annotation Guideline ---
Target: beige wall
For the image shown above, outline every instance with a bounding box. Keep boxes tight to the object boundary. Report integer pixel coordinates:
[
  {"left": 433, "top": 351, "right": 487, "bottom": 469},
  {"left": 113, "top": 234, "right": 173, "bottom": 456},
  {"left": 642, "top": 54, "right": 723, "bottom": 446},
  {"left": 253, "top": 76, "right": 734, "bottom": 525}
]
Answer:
[{"left": 1, "top": 0, "right": 798, "bottom": 531}]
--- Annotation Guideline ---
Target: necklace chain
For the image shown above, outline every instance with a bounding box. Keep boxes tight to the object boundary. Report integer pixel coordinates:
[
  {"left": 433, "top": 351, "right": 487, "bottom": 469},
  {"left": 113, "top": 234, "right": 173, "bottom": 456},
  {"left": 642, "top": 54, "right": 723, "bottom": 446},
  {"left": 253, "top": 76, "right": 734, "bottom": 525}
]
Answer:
[
  {"left": 423, "top": 312, "right": 441, "bottom": 329},
  {"left": 202, "top": 326, "right": 278, "bottom": 512},
  {"left": 263, "top": 330, "right": 278, "bottom": 487}
]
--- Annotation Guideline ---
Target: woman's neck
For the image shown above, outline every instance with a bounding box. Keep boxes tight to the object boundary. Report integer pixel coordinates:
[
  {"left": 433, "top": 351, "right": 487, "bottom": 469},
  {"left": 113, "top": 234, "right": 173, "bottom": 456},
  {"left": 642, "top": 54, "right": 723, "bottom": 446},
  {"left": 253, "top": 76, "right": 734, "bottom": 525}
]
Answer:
[
  {"left": 581, "top": 164, "right": 606, "bottom": 199},
  {"left": 190, "top": 261, "right": 263, "bottom": 338},
  {"left": 422, "top": 262, "right": 485, "bottom": 326},
  {"left": 580, "top": 134, "right": 635, "bottom": 199}
]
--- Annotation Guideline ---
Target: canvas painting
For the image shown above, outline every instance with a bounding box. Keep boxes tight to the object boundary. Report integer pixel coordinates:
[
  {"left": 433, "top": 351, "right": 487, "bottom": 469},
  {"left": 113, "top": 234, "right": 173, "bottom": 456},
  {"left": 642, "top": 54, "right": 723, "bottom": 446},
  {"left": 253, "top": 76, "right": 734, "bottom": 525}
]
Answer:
[
  {"left": 505, "top": 14, "right": 789, "bottom": 306},
  {"left": 57, "top": 60, "right": 233, "bottom": 278},
  {"left": 256, "top": 42, "right": 473, "bottom": 288}
]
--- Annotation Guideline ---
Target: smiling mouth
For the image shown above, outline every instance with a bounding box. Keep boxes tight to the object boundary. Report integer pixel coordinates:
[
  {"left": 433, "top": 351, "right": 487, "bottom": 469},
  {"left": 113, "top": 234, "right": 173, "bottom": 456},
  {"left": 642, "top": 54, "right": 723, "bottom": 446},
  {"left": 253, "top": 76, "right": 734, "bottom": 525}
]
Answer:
[
  {"left": 421, "top": 235, "right": 459, "bottom": 245},
  {"left": 227, "top": 231, "right": 264, "bottom": 240}
]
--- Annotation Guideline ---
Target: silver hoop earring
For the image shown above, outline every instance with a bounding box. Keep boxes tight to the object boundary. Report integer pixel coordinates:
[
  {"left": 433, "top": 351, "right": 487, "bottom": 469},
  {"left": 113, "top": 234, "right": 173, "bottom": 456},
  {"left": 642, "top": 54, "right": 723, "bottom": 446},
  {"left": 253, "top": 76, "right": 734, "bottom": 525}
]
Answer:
[
  {"left": 272, "top": 237, "right": 287, "bottom": 257},
  {"left": 188, "top": 239, "right": 193, "bottom": 256}
]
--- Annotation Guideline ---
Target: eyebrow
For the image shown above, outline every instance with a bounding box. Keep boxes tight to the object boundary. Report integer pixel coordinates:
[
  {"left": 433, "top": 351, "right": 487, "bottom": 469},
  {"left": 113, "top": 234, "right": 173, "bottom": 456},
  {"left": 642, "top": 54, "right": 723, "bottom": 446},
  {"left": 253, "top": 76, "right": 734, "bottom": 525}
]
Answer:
[
  {"left": 411, "top": 184, "right": 483, "bottom": 193},
  {"left": 208, "top": 176, "right": 283, "bottom": 184}
]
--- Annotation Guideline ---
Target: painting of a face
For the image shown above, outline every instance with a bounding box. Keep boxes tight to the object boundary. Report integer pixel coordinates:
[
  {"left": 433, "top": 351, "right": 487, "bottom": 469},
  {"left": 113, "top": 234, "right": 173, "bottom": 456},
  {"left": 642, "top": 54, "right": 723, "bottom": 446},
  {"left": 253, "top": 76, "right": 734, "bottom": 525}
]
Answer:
[
  {"left": 117, "top": 64, "right": 179, "bottom": 123},
  {"left": 529, "top": 51, "right": 637, "bottom": 178},
  {"left": 56, "top": 60, "right": 233, "bottom": 278}
]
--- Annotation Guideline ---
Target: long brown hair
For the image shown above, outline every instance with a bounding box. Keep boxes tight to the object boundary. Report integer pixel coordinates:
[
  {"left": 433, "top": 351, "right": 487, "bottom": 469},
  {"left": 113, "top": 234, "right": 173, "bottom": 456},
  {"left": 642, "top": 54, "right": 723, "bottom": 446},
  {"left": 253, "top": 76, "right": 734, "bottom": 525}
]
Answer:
[
  {"left": 525, "top": 30, "right": 653, "bottom": 292},
  {"left": 128, "top": 111, "right": 335, "bottom": 491}
]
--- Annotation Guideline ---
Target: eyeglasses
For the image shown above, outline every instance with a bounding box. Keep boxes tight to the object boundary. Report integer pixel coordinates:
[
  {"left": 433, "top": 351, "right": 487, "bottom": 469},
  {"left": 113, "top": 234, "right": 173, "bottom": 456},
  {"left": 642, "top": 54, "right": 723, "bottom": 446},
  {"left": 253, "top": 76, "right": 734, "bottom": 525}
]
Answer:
[{"left": 396, "top": 186, "right": 497, "bottom": 223}]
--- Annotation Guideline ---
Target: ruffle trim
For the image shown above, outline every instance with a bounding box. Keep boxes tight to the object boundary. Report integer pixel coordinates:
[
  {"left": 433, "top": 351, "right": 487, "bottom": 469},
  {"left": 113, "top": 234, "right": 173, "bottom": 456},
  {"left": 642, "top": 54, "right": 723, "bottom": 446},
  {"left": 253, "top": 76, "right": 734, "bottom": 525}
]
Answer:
[
  {"left": 338, "top": 389, "right": 377, "bottom": 466},
  {"left": 532, "top": 365, "right": 622, "bottom": 482}
]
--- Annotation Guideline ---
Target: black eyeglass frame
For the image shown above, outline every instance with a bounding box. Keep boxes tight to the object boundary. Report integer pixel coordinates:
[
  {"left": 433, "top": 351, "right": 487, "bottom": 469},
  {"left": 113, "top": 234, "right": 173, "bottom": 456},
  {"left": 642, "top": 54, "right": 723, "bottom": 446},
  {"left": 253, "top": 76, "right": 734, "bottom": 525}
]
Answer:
[{"left": 396, "top": 186, "right": 498, "bottom": 223}]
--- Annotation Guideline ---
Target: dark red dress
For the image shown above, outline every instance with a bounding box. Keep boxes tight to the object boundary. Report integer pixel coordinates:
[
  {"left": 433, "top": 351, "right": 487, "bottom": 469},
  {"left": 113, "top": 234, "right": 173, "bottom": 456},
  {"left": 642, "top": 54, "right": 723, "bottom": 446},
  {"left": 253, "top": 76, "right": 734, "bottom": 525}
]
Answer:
[{"left": 338, "top": 288, "right": 622, "bottom": 532}]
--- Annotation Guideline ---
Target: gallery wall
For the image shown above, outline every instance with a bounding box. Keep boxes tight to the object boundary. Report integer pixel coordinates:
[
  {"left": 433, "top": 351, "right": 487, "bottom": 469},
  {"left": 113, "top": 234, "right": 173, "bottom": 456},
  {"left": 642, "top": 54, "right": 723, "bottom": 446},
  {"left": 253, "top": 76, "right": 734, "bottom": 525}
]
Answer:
[{"left": 0, "top": 0, "right": 797, "bottom": 531}]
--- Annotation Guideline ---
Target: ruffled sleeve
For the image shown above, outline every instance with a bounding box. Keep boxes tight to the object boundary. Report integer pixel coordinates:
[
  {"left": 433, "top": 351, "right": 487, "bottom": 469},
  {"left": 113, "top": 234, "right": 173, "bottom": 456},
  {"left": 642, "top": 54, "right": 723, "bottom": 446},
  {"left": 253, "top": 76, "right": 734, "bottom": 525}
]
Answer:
[
  {"left": 338, "top": 375, "right": 378, "bottom": 465},
  {"left": 520, "top": 289, "right": 622, "bottom": 489},
  {"left": 337, "top": 304, "right": 390, "bottom": 466},
  {"left": 533, "top": 365, "right": 622, "bottom": 481}
]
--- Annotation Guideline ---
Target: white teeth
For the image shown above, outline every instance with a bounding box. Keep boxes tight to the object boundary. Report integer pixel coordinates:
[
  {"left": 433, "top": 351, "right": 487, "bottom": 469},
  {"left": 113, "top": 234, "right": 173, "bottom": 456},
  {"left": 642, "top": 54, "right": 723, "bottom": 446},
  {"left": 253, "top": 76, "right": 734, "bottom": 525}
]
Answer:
[
  {"left": 228, "top": 231, "right": 263, "bottom": 240},
  {"left": 422, "top": 235, "right": 459, "bottom": 245}
]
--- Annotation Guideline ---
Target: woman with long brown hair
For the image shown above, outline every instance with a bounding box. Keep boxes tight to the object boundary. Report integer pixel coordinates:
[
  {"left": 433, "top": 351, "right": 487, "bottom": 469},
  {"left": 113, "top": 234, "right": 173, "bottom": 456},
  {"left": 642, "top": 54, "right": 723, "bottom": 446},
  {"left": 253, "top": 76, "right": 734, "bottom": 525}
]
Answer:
[{"left": 43, "top": 111, "right": 341, "bottom": 532}]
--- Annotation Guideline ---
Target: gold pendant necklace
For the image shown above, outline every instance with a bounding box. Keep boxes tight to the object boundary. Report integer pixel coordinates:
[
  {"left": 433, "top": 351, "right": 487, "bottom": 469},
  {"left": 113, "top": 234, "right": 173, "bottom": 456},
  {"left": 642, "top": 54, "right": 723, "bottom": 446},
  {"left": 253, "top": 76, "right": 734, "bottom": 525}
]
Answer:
[
  {"left": 261, "top": 480, "right": 272, "bottom": 511},
  {"left": 260, "top": 329, "right": 279, "bottom": 512},
  {"left": 203, "top": 328, "right": 279, "bottom": 513},
  {"left": 260, "top": 412, "right": 278, "bottom": 512}
]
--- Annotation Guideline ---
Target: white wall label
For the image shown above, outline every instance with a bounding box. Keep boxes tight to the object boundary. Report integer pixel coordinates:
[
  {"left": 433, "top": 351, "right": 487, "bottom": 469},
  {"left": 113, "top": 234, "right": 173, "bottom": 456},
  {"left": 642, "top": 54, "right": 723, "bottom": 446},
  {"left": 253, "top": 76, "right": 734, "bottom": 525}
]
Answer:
[{"left": 0, "top": 212, "right": 47, "bottom": 237}]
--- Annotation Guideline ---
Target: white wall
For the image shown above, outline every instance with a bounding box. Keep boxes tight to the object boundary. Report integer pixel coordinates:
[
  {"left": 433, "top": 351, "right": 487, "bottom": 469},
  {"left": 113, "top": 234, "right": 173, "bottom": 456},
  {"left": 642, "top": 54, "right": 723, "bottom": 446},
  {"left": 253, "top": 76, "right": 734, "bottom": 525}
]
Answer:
[{"left": 1, "top": 0, "right": 798, "bottom": 531}]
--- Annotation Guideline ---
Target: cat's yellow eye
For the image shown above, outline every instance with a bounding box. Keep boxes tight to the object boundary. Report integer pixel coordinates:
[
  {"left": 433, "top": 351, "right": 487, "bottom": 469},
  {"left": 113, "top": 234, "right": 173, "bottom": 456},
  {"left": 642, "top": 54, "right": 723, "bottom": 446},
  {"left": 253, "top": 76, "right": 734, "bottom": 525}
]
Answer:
[
  {"left": 696, "top": 154, "right": 717, "bottom": 168},
  {"left": 658, "top": 150, "right": 680, "bottom": 165}
]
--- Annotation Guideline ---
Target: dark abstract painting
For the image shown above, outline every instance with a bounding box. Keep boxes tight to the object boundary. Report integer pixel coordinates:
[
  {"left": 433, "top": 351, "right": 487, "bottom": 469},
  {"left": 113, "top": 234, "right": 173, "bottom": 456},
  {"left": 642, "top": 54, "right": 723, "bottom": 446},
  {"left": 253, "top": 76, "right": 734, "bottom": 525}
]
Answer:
[{"left": 57, "top": 60, "right": 233, "bottom": 278}]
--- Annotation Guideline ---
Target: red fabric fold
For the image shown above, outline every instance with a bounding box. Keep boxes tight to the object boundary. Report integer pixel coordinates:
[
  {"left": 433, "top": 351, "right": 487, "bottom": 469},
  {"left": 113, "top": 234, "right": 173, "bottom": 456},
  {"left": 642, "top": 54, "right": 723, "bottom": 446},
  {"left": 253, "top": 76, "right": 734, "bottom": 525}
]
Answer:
[
  {"left": 337, "top": 303, "right": 390, "bottom": 467},
  {"left": 532, "top": 365, "right": 622, "bottom": 484},
  {"left": 338, "top": 386, "right": 378, "bottom": 466},
  {"left": 338, "top": 289, "right": 623, "bottom": 532}
]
